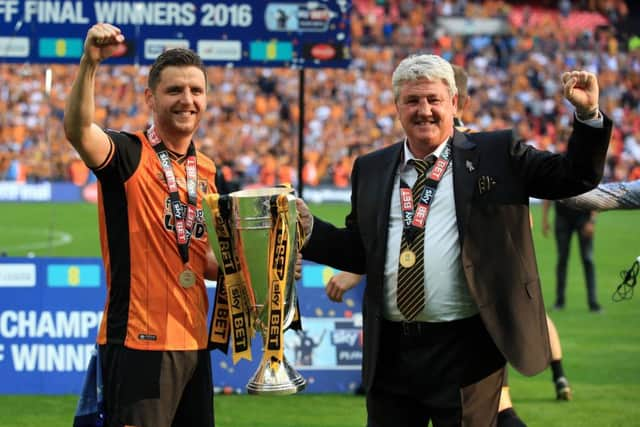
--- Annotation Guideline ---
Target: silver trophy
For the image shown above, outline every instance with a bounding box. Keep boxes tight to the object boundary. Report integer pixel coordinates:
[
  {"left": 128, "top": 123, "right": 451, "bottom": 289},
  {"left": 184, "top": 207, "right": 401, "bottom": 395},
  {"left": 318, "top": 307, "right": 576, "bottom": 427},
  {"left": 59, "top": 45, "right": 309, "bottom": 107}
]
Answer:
[{"left": 204, "top": 187, "right": 306, "bottom": 395}]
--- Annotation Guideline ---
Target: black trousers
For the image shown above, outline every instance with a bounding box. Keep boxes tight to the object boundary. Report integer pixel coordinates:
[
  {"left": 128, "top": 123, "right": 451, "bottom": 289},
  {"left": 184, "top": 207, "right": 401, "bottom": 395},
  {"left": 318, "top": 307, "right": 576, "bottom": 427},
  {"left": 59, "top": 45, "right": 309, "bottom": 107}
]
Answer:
[
  {"left": 554, "top": 212, "right": 598, "bottom": 307},
  {"left": 367, "top": 315, "right": 506, "bottom": 427},
  {"left": 99, "top": 345, "right": 214, "bottom": 427}
]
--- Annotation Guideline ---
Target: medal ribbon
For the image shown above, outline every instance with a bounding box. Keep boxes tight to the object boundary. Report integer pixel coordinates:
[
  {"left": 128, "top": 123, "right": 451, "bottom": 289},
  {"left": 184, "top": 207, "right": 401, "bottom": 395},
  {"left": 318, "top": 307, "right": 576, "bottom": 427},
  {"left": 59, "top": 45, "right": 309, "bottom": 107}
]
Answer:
[
  {"left": 263, "top": 194, "right": 293, "bottom": 371},
  {"left": 147, "top": 127, "right": 198, "bottom": 265},
  {"left": 206, "top": 193, "right": 253, "bottom": 363},
  {"left": 399, "top": 142, "right": 452, "bottom": 244}
]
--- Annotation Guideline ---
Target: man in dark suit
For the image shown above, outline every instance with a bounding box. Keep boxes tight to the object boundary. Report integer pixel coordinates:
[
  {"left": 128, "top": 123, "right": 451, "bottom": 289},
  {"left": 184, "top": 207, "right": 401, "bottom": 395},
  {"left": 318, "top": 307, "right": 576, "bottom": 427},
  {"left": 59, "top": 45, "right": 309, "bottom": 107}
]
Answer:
[{"left": 296, "top": 54, "right": 611, "bottom": 426}]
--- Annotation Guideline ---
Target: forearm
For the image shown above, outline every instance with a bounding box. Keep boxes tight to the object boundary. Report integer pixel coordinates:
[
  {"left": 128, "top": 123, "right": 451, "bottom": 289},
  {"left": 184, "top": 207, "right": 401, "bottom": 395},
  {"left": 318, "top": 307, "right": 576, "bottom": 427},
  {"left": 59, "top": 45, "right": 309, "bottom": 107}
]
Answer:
[
  {"left": 559, "top": 180, "right": 640, "bottom": 212},
  {"left": 301, "top": 217, "right": 366, "bottom": 274},
  {"left": 63, "top": 56, "right": 99, "bottom": 149},
  {"left": 564, "top": 114, "right": 612, "bottom": 189}
]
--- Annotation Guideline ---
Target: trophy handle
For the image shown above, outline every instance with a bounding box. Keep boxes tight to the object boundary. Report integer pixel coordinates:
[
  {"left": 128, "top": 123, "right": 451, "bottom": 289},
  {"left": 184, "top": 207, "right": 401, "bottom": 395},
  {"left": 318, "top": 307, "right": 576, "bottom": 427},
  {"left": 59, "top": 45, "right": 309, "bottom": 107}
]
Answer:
[
  {"left": 282, "top": 195, "right": 300, "bottom": 330},
  {"left": 283, "top": 276, "right": 298, "bottom": 329}
]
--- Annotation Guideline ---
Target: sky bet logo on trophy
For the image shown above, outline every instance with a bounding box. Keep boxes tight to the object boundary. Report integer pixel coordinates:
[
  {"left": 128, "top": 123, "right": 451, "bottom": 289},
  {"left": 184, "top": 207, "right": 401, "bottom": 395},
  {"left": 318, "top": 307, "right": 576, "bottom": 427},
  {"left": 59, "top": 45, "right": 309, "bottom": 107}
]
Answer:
[{"left": 204, "top": 186, "right": 306, "bottom": 395}]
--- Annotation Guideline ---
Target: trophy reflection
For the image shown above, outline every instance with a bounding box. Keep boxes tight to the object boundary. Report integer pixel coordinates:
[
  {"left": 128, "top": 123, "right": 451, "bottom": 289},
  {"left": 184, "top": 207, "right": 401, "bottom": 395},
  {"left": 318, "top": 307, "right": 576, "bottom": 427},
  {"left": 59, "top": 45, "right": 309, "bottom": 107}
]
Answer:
[{"left": 204, "top": 187, "right": 306, "bottom": 395}]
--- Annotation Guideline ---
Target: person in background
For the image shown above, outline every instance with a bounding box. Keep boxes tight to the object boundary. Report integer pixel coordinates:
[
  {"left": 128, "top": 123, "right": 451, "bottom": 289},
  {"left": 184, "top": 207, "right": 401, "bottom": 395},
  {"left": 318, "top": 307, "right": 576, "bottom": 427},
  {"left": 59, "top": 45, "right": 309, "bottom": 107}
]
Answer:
[
  {"left": 557, "top": 179, "right": 640, "bottom": 306},
  {"left": 64, "top": 23, "right": 217, "bottom": 427},
  {"left": 297, "top": 53, "right": 611, "bottom": 426},
  {"left": 542, "top": 199, "right": 601, "bottom": 312}
]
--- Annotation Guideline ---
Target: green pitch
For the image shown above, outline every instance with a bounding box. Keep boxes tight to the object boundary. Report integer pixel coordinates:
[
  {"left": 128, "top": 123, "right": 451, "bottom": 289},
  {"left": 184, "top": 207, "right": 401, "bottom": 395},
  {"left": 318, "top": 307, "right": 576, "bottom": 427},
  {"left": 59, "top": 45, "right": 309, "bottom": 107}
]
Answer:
[
  {"left": 0, "top": 202, "right": 639, "bottom": 426},
  {"left": 0, "top": 202, "right": 351, "bottom": 258}
]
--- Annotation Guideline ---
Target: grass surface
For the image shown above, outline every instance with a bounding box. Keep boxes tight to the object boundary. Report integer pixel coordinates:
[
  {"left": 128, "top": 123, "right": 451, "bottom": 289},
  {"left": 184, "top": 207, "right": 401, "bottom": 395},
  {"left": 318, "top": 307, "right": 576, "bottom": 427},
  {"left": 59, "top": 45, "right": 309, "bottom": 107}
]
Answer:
[{"left": 0, "top": 202, "right": 639, "bottom": 426}]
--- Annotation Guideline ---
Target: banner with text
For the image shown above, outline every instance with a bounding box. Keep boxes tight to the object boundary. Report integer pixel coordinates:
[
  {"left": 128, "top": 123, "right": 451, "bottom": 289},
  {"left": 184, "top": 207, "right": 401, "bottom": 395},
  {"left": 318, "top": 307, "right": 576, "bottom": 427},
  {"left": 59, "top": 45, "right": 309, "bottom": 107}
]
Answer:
[
  {"left": 0, "top": 257, "right": 363, "bottom": 394},
  {"left": 0, "top": 0, "right": 352, "bottom": 68}
]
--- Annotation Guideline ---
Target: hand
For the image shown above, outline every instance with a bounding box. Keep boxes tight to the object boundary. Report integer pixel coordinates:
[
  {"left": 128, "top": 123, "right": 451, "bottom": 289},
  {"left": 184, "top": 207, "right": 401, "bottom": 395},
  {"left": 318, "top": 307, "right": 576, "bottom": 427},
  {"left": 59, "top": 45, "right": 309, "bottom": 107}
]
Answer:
[
  {"left": 294, "top": 252, "right": 302, "bottom": 281},
  {"left": 326, "top": 271, "right": 363, "bottom": 303},
  {"left": 84, "top": 23, "right": 125, "bottom": 64},
  {"left": 561, "top": 70, "right": 599, "bottom": 117},
  {"left": 295, "top": 198, "right": 313, "bottom": 244}
]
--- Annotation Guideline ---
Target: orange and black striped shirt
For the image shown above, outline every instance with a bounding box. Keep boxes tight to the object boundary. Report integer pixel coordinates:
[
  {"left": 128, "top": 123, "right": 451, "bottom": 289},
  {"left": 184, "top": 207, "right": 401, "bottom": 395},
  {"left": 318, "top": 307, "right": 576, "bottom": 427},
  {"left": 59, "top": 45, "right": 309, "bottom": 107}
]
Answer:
[{"left": 93, "top": 129, "right": 217, "bottom": 351}]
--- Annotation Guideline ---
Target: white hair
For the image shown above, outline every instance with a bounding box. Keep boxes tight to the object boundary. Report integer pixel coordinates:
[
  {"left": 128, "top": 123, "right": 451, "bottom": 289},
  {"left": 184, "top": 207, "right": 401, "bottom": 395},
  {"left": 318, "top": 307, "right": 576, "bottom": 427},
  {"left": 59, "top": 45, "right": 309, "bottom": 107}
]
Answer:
[{"left": 391, "top": 54, "right": 457, "bottom": 102}]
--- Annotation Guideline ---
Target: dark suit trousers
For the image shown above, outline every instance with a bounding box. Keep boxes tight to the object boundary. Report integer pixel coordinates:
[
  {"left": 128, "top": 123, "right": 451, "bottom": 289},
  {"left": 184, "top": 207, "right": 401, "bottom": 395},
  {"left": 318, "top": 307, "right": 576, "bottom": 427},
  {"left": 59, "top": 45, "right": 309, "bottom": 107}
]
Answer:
[
  {"left": 553, "top": 211, "right": 597, "bottom": 307},
  {"left": 367, "top": 315, "right": 505, "bottom": 427}
]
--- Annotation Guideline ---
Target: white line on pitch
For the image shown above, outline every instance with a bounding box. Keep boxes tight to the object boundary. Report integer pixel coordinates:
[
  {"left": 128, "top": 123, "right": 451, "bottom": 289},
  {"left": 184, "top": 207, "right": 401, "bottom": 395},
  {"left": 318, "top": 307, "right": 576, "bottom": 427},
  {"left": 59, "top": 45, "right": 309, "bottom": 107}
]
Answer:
[{"left": 0, "top": 228, "right": 73, "bottom": 251}]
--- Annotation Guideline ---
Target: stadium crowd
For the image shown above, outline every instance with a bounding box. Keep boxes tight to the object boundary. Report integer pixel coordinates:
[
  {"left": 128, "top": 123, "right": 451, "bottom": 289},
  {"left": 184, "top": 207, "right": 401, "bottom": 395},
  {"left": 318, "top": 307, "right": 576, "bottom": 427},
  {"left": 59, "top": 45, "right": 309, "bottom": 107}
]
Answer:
[{"left": 1, "top": 0, "right": 639, "bottom": 189}]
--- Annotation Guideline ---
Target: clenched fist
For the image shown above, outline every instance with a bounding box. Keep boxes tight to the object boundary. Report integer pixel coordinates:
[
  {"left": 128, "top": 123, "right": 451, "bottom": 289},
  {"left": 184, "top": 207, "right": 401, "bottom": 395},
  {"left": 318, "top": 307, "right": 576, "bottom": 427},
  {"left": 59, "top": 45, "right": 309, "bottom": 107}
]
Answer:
[
  {"left": 561, "top": 70, "right": 599, "bottom": 118},
  {"left": 83, "top": 23, "right": 125, "bottom": 64}
]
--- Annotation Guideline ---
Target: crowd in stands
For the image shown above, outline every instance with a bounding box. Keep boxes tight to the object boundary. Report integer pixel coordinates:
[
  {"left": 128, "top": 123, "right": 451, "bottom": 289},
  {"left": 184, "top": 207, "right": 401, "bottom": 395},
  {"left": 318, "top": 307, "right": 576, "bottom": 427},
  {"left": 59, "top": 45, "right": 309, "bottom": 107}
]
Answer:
[{"left": 1, "top": 0, "right": 639, "bottom": 190}]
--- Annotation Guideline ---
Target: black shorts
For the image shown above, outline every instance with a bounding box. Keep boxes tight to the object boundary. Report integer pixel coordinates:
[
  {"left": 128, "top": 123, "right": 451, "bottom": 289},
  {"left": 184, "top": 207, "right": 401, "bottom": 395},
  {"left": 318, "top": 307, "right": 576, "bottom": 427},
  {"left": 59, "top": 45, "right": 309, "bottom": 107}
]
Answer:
[{"left": 99, "top": 345, "right": 214, "bottom": 427}]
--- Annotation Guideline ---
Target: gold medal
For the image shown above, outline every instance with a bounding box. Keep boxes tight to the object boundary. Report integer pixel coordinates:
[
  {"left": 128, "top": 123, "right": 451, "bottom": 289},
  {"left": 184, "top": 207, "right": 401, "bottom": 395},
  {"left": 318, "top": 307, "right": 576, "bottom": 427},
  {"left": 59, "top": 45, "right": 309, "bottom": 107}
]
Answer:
[
  {"left": 399, "top": 249, "right": 416, "bottom": 268},
  {"left": 179, "top": 269, "right": 196, "bottom": 288}
]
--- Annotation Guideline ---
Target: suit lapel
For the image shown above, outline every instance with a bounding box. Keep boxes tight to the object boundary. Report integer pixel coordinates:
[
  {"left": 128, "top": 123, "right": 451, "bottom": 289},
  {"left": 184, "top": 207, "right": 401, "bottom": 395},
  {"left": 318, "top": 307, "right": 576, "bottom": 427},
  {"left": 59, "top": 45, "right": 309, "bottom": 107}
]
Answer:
[
  {"left": 376, "top": 143, "right": 403, "bottom": 234},
  {"left": 452, "top": 130, "right": 478, "bottom": 243}
]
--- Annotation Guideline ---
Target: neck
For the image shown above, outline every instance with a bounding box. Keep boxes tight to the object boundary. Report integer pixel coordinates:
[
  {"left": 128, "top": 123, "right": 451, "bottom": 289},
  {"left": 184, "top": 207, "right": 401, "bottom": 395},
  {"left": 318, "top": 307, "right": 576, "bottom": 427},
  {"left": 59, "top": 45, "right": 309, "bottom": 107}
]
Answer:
[
  {"left": 152, "top": 126, "right": 192, "bottom": 155},
  {"left": 407, "top": 140, "right": 439, "bottom": 160}
]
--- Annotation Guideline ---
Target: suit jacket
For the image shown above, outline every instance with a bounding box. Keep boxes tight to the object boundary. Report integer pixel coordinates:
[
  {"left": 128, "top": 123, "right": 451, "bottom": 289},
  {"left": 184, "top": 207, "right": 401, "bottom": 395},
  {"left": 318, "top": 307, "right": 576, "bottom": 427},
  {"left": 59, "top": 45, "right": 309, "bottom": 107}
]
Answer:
[{"left": 302, "top": 116, "right": 612, "bottom": 392}]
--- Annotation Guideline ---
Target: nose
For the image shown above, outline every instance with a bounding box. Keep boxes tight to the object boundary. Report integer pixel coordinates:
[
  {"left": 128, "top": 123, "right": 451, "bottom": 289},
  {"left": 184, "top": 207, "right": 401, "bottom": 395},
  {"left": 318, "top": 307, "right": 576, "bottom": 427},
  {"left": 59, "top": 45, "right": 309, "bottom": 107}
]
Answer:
[
  {"left": 417, "top": 98, "right": 431, "bottom": 114},
  {"left": 180, "top": 89, "right": 194, "bottom": 104}
]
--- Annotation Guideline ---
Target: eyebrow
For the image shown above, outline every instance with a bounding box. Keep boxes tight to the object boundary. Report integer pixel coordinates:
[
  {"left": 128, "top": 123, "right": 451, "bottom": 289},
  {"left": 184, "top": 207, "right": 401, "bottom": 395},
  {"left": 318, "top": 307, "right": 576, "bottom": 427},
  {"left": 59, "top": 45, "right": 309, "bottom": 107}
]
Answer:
[{"left": 164, "top": 84, "right": 204, "bottom": 91}]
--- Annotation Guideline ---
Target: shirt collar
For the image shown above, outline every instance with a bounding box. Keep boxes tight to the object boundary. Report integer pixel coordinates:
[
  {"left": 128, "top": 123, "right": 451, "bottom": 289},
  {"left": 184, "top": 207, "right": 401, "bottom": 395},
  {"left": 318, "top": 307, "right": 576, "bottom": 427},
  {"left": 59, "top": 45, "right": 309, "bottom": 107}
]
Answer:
[{"left": 401, "top": 137, "right": 449, "bottom": 170}]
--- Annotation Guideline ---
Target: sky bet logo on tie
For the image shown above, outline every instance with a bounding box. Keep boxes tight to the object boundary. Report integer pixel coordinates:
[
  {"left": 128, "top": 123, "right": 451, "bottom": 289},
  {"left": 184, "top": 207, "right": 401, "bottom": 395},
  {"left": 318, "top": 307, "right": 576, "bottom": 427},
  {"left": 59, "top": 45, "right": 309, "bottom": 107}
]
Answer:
[
  {"left": 39, "top": 38, "right": 83, "bottom": 58},
  {"left": 47, "top": 264, "right": 101, "bottom": 288},
  {"left": 249, "top": 41, "right": 293, "bottom": 61}
]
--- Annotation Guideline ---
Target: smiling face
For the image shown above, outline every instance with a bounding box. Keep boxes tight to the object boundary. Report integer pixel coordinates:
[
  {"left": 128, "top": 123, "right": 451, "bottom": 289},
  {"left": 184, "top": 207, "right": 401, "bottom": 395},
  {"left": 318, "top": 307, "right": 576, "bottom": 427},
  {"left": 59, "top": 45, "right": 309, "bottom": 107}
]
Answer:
[
  {"left": 145, "top": 65, "right": 206, "bottom": 151},
  {"left": 396, "top": 78, "right": 457, "bottom": 159}
]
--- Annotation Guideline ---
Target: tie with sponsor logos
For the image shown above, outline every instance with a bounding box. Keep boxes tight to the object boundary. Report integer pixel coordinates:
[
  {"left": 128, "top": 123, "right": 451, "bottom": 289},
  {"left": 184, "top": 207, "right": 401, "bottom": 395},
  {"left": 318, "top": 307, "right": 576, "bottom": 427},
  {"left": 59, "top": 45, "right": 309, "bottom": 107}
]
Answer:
[{"left": 396, "top": 156, "right": 436, "bottom": 320}]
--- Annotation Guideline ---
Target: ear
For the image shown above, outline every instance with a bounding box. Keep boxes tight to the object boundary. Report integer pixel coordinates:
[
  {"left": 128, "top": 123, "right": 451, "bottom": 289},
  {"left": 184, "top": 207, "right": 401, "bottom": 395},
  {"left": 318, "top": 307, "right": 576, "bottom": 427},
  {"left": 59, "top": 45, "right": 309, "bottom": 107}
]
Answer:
[
  {"left": 144, "top": 87, "right": 153, "bottom": 110},
  {"left": 452, "top": 93, "right": 459, "bottom": 112}
]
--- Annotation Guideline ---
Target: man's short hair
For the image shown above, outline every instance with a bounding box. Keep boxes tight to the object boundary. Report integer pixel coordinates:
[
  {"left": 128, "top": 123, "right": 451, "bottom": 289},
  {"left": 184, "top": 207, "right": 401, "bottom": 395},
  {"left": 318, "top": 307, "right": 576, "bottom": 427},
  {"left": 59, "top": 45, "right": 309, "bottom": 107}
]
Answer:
[{"left": 148, "top": 48, "right": 207, "bottom": 90}]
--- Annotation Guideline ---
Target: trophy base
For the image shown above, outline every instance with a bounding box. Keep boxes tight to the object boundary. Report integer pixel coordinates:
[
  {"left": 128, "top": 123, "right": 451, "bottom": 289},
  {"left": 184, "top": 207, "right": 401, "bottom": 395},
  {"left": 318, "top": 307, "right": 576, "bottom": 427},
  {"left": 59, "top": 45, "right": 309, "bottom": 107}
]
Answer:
[{"left": 246, "top": 357, "right": 306, "bottom": 395}]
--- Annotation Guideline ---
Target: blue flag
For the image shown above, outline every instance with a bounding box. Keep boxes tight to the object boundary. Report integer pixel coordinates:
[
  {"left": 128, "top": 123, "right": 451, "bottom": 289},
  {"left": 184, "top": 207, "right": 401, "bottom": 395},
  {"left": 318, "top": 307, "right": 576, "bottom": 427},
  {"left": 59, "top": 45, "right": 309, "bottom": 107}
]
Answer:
[{"left": 73, "top": 346, "right": 104, "bottom": 427}]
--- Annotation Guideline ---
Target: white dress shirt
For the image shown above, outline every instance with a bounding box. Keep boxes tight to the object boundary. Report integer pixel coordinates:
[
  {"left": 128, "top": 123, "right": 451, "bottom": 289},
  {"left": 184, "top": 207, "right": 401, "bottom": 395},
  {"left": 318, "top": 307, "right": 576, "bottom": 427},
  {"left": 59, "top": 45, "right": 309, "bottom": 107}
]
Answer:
[{"left": 383, "top": 138, "right": 478, "bottom": 322}]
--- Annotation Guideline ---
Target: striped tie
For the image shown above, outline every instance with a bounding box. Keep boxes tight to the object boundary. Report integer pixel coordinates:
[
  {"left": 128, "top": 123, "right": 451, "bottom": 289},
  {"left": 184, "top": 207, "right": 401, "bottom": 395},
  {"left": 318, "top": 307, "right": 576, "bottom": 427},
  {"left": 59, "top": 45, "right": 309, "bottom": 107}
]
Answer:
[{"left": 396, "top": 156, "right": 436, "bottom": 320}]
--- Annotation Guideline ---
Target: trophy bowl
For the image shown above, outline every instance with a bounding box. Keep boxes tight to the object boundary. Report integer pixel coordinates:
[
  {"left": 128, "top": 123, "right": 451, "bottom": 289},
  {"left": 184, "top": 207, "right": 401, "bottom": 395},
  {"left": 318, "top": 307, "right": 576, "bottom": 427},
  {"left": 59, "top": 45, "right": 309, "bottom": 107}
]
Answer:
[{"left": 204, "top": 187, "right": 306, "bottom": 395}]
